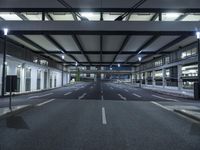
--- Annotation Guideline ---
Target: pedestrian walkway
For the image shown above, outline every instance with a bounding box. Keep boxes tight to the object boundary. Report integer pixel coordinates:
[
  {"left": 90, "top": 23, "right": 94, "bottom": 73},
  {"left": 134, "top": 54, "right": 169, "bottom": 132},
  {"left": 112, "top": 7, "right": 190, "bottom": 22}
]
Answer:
[{"left": 0, "top": 105, "right": 29, "bottom": 119}]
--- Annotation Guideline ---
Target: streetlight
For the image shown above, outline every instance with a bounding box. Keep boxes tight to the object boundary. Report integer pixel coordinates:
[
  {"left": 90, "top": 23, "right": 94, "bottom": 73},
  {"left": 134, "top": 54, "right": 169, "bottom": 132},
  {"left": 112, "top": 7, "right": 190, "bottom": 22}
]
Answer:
[
  {"left": 3, "top": 28, "right": 8, "bottom": 36},
  {"left": 1, "top": 28, "right": 8, "bottom": 96},
  {"left": 196, "top": 31, "right": 200, "bottom": 99},
  {"left": 138, "top": 56, "right": 142, "bottom": 62},
  {"left": 118, "top": 63, "right": 120, "bottom": 67},
  {"left": 138, "top": 56, "right": 142, "bottom": 88},
  {"left": 75, "top": 62, "right": 78, "bottom": 67},
  {"left": 61, "top": 55, "right": 65, "bottom": 86},
  {"left": 61, "top": 55, "right": 65, "bottom": 60}
]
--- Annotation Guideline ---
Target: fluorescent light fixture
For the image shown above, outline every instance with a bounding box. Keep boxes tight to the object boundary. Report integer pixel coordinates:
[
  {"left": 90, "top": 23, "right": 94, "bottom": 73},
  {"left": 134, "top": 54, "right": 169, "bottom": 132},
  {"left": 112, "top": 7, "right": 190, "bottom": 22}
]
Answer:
[
  {"left": 61, "top": 55, "right": 65, "bottom": 60},
  {"left": 165, "top": 12, "right": 180, "bottom": 18},
  {"left": 17, "top": 64, "right": 22, "bottom": 68},
  {"left": 4, "top": 61, "right": 7, "bottom": 65},
  {"left": 196, "top": 31, "right": 200, "bottom": 39},
  {"left": 118, "top": 63, "right": 120, "bottom": 67},
  {"left": 138, "top": 50, "right": 142, "bottom": 54},
  {"left": 81, "top": 12, "right": 94, "bottom": 18},
  {"left": 3, "top": 28, "right": 8, "bottom": 35},
  {"left": 138, "top": 56, "right": 142, "bottom": 62}
]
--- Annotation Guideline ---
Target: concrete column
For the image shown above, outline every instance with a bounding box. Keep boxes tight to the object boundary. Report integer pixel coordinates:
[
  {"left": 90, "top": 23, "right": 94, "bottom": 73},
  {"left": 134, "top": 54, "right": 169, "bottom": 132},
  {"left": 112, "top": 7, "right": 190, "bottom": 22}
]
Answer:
[
  {"left": 162, "top": 68, "right": 166, "bottom": 88},
  {"left": 152, "top": 70, "right": 156, "bottom": 87},
  {"left": 131, "top": 74, "right": 133, "bottom": 84},
  {"left": 145, "top": 72, "right": 148, "bottom": 86},
  {"left": 177, "top": 65, "right": 183, "bottom": 90},
  {"left": 21, "top": 67, "right": 25, "bottom": 92}
]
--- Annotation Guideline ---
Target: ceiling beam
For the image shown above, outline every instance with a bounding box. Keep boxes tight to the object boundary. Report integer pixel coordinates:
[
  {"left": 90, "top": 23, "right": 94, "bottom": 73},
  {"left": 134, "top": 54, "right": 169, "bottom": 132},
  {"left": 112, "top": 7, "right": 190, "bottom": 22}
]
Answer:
[
  {"left": 100, "top": 35, "right": 103, "bottom": 63},
  {"left": 5, "top": 36, "right": 61, "bottom": 64},
  {"left": 44, "top": 34, "right": 80, "bottom": 63},
  {"left": 72, "top": 35, "right": 91, "bottom": 65},
  {"left": 35, "top": 50, "right": 171, "bottom": 55},
  {"left": 15, "top": 12, "right": 29, "bottom": 20},
  {"left": 15, "top": 35, "right": 69, "bottom": 64},
  {"left": 124, "top": 35, "right": 159, "bottom": 63},
  {"left": 142, "top": 35, "right": 189, "bottom": 61},
  {"left": 1, "top": 8, "right": 200, "bottom": 13},
  {"left": 111, "top": 35, "right": 130, "bottom": 65},
  {"left": 176, "top": 14, "right": 188, "bottom": 21},
  {"left": 45, "top": 13, "right": 54, "bottom": 21},
  {"left": 124, "top": 14, "right": 188, "bottom": 64},
  {"left": 150, "top": 13, "right": 158, "bottom": 21},
  {"left": 0, "top": 21, "right": 197, "bottom": 35},
  {"left": 42, "top": 13, "right": 79, "bottom": 64}
]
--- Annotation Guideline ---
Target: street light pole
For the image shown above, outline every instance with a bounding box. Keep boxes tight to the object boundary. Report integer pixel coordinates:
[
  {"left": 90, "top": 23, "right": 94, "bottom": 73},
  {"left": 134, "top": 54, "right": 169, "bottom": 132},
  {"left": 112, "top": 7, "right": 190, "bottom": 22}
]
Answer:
[
  {"left": 61, "top": 55, "right": 65, "bottom": 87},
  {"left": 197, "top": 33, "right": 200, "bottom": 97},
  {"left": 1, "top": 28, "right": 8, "bottom": 97},
  {"left": 138, "top": 56, "right": 142, "bottom": 88},
  {"left": 139, "top": 64, "right": 141, "bottom": 88},
  {"left": 194, "top": 31, "right": 200, "bottom": 99},
  {"left": 62, "top": 63, "right": 64, "bottom": 86}
]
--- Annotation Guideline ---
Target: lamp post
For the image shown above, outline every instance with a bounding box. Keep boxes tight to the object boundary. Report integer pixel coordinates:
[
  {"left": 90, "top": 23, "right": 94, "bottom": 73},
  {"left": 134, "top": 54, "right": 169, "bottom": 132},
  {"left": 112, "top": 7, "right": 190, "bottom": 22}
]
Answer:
[
  {"left": 138, "top": 56, "right": 142, "bottom": 88},
  {"left": 196, "top": 31, "right": 200, "bottom": 99},
  {"left": 61, "top": 55, "right": 65, "bottom": 86},
  {"left": 1, "top": 28, "right": 8, "bottom": 97}
]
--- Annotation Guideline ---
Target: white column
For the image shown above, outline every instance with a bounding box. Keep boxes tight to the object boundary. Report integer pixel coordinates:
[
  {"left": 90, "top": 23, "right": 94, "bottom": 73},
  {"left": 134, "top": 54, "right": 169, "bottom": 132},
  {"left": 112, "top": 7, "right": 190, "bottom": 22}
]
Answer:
[
  {"left": 162, "top": 68, "right": 166, "bottom": 88},
  {"left": 152, "top": 70, "right": 156, "bottom": 87},
  {"left": 177, "top": 65, "right": 183, "bottom": 90}
]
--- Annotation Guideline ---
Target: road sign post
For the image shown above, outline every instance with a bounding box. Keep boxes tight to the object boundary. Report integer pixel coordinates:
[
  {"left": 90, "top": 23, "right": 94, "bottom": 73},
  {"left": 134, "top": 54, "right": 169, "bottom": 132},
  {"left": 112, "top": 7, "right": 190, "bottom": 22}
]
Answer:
[{"left": 6, "top": 75, "right": 17, "bottom": 111}]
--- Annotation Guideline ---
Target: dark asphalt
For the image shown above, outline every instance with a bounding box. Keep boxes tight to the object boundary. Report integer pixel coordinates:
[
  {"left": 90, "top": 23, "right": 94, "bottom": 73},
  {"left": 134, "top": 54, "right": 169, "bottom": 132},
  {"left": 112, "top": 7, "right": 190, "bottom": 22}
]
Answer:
[{"left": 0, "top": 81, "right": 200, "bottom": 150}]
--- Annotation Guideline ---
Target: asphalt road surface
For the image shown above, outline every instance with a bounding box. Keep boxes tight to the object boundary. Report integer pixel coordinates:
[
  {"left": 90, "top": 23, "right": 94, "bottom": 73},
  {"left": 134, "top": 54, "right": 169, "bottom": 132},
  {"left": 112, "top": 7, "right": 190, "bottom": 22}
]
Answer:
[{"left": 0, "top": 81, "right": 199, "bottom": 150}]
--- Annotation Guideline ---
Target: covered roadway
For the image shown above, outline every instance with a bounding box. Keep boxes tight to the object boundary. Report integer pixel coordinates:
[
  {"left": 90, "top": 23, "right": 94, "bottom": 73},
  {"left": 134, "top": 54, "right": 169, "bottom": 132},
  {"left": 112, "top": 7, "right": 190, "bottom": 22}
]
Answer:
[{"left": 0, "top": 0, "right": 200, "bottom": 150}]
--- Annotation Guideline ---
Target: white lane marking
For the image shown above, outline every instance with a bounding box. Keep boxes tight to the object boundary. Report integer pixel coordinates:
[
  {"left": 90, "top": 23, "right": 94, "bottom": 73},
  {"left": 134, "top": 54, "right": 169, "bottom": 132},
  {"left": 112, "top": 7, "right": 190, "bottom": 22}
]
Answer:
[
  {"left": 78, "top": 93, "right": 87, "bottom": 100},
  {"left": 101, "top": 95, "right": 104, "bottom": 101},
  {"left": 28, "top": 93, "right": 53, "bottom": 99},
  {"left": 37, "top": 99, "right": 55, "bottom": 106},
  {"left": 118, "top": 94, "right": 127, "bottom": 100},
  {"left": 132, "top": 93, "right": 141, "bottom": 98},
  {"left": 124, "top": 89, "right": 129, "bottom": 92},
  {"left": 152, "top": 95, "right": 178, "bottom": 102},
  {"left": 64, "top": 92, "right": 72, "bottom": 96},
  {"left": 132, "top": 88, "right": 138, "bottom": 91},
  {"left": 75, "top": 88, "right": 79, "bottom": 91},
  {"left": 151, "top": 101, "right": 200, "bottom": 123},
  {"left": 151, "top": 101, "right": 170, "bottom": 111},
  {"left": 102, "top": 107, "right": 107, "bottom": 125}
]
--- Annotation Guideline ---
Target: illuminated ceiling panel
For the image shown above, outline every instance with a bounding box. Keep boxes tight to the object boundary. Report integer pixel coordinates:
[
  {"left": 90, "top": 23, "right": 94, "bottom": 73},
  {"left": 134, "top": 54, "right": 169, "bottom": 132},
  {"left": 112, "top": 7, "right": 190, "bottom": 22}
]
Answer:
[
  {"left": 21, "top": 12, "right": 42, "bottom": 20},
  {"left": 0, "top": 12, "right": 22, "bottom": 20},
  {"left": 129, "top": 13, "right": 154, "bottom": 21},
  {"left": 49, "top": 12, "right": 74, "bottom": 20}
]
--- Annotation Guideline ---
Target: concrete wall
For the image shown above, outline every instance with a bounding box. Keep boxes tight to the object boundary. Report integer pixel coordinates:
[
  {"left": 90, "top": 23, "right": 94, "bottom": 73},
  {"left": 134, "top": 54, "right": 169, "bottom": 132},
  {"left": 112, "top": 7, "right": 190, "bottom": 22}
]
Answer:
[{"left": 0, "top": 54, "right": 69, "bottom": 95}]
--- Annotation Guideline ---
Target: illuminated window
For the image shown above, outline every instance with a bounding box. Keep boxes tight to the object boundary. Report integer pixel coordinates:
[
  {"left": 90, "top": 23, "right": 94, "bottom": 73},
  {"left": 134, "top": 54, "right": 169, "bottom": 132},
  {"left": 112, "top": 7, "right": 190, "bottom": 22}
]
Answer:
[
  {"left": 155, "top": 59, "right": 163, "bottom": 67},
  {"left": 165, "top": 69, "right": 170, "bottom": 77},
  {"left": 182, "top": 64, "right": 198, "bottom": 77},
  {"left": 154, "top": 70, "right": 163, "bottom": 78},
  {"left": 181, "top": 47, "right": 197, "bottom": 59}
]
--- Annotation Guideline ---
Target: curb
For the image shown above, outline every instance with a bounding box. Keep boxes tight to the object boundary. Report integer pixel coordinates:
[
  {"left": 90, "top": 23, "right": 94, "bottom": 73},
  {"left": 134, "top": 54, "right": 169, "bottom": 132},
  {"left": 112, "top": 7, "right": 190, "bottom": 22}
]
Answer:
[
  {"left": 0, "top": 82, "right": 80, "bottom": 98},
  {"left": 0, "top": 105, "right": 34, "bottom": 120},
  {"left": 174, "top": 109, "right": 200, "bottom": 122},
  {"left": 124, "top": 83, "right": 194, "bottom": 99}
]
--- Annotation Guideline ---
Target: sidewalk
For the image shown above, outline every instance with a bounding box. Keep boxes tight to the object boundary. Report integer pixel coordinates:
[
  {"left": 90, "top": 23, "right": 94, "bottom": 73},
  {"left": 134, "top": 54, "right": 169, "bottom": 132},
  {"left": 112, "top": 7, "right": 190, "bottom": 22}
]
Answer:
[
  {"left": 175, "top": 109, "right": 200, "bottom": 122},
  {"left": 124, "top": 82, "right": 194, "bottom": 99},
  {"left": 0, "top": 105, "right": 32, "bottom": 120}
]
